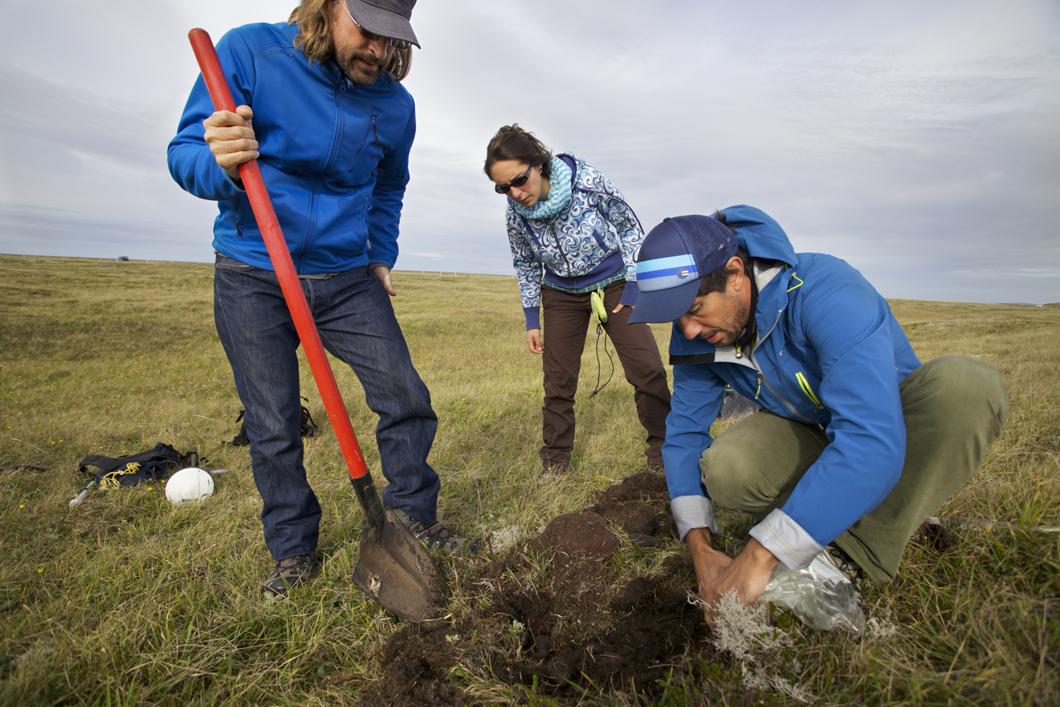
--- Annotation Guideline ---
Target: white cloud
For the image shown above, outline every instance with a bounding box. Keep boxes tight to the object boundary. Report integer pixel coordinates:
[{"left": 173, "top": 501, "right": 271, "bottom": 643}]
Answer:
[{"left": 1, "top": 0, "right": 1058, "bottom": 303}]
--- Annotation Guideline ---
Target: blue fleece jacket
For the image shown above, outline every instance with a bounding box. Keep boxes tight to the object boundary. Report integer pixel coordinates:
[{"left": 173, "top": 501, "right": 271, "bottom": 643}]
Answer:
[
  {"left": 167, "top": 22, "right": 415, "bottom": 273},
  {"left": 664, "top": 205, "right": 921, "bottom": 570}
]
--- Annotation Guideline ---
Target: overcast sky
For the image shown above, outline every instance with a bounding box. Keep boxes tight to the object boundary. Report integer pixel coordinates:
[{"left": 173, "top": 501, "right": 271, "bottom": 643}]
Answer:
[{"left": 1, "top": 0, "right": 1057, "bottom": 303}]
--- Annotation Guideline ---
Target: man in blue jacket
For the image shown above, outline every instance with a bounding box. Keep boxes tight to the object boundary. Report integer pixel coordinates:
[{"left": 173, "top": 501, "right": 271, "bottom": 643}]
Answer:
[
  {"left": 629, "top": 207, "right": 1007, "bottom": 614},
  {"left": 168, "top": 0, "right": 471, "bottom": 597}
]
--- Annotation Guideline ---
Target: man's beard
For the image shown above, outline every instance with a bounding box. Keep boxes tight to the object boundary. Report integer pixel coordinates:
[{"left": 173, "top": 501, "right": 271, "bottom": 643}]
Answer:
[
  {"left": 341, "top": 50, "right": 384, "bottom": 84},
  {"left": 698, "top": 299, "right": 753, "bottom": 347}
]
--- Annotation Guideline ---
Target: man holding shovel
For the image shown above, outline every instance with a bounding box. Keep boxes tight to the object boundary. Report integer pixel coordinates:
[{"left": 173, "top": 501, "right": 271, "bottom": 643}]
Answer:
[
  {"left": 168, "top": 0, "right": 472, "bottom": 598},
  {"left": 629, "top": 206, "right": 1007, "bottom": 618}
]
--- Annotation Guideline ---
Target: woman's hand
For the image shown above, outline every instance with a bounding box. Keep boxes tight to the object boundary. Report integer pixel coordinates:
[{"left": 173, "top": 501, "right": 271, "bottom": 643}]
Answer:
[{"left": 527, "top": 328, "right": 543, "bottom": 354}]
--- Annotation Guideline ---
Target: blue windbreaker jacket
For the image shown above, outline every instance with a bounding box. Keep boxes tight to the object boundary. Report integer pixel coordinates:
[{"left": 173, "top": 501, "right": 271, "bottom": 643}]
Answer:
[
  {"left": 167, "top": 22, "right": 415, "bottom": 273},
  {"left": 664, "top": 205, "right": 921, "bottom": 570}
]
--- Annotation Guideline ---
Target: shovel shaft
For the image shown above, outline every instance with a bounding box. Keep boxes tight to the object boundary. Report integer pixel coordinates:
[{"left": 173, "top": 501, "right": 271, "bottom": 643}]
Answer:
[{"left": 188, "top": 28, "right": 372, "bottom": 485}]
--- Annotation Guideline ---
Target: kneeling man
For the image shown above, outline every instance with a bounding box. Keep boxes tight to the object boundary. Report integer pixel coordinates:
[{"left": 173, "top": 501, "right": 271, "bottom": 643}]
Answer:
[{"left": 629, "top": 206, "right": 1007, "bottom": 611}]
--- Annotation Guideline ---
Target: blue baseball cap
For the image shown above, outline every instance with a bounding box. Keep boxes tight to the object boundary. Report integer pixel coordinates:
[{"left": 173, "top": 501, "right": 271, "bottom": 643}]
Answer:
[{"left": 629, "top": 215, "right": 739, "bottom": 324}]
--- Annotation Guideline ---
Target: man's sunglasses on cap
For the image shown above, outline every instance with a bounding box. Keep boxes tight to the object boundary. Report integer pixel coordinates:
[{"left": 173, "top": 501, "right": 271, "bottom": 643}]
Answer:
[
  {"left": 495, "top": 165, "right": 532, "bottom": 195},
  {"left": 340, "top": 1, "right": 411, "bottom": 50}
]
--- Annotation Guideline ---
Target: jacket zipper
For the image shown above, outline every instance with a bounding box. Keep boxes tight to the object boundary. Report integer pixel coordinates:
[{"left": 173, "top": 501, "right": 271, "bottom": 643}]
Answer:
[
  {"left": 322, "top": 79, "right": 346, "bottom": 175},
  {"left": 546, "top": 221, "right": 574, "bottom": 276},
  {"left": 735, "top": 309, "right": 819, "bottom": 426},
  {"left": 355, "top": 111, "right": 378, "bottom": 163},
  {"left": 795, "top": 371, "right": 824, "bottom": 410},
  {"left": 303, "top": 78, "right": 350, "bottom": 268},
  {"left": 747, "top": 352, "right": 816, "bottom": 424},
  {"left": 733, "top": 346, "right": 763, "bottom": 400}
]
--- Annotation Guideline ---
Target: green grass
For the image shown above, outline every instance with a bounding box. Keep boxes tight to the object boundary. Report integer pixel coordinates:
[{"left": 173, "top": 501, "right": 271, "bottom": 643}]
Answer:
[{"left": 0, "top": 255, "right": 1056, "bottom": 705}]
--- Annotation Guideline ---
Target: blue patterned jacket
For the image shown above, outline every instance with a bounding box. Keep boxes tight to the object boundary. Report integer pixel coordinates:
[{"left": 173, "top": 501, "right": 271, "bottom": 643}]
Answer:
[{"left": 505, "top": 155, "right": 643, "bottom": 329}]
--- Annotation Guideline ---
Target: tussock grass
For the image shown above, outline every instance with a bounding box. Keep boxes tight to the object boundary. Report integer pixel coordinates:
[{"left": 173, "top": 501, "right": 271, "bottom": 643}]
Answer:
[{"left": 0, "top": 255, "right": 1057, "bottom": 704}]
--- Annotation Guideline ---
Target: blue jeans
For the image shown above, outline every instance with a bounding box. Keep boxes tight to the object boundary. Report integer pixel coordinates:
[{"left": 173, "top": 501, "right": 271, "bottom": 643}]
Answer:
[{"left": 213, "top": 255, "right": 440, "bottom": 561}]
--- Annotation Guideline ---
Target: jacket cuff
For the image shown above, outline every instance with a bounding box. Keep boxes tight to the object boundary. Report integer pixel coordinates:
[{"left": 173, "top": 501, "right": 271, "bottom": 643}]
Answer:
[
  {"left": 671, "top": 495, "right": 719, "bottom": 540},
  {"left": 748, "top": 508, "right": 823, "bottom": 571},
  {"left": 619, "top": 279, "right": 639, "bottom": 307},
  {"left": 523, "top": 306, "right": 540, "bottom": 330}
]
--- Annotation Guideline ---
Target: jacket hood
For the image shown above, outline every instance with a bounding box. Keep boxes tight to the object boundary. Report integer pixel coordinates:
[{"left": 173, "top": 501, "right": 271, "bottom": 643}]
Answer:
[{"left": 720, "top": 204, "right": 796, "bottom": 266}]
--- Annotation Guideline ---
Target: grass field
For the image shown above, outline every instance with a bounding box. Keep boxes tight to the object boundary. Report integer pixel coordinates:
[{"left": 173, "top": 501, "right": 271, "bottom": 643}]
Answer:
[{"left": 0, "top": 254, "right": 1056, "bottom": 705}]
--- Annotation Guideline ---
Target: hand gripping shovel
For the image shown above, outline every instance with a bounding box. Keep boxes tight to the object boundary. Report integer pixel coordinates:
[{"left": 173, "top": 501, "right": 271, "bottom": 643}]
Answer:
[{"left": 188, "top": 29, "right": 445, "bottom": 621}]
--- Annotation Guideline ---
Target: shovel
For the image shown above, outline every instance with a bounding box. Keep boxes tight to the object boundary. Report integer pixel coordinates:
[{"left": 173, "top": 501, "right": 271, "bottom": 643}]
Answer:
[{"left": 187, "top": 28, "right": 445, "bottom": 622}]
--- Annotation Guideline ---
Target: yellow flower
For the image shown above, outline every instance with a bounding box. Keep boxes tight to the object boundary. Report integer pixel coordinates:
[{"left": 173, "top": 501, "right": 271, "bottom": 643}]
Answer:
[{"left": 36, "top": 566, "right": 44, "bottom": 574}]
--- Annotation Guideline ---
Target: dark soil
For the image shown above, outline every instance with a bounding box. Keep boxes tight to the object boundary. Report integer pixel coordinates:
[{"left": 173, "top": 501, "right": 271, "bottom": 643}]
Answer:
[
  {"left": 912, "top": 519, "right": 958, "bottom": 552},
  {"left": 365, "top": 470, "right": 715, "bottom": 705}
]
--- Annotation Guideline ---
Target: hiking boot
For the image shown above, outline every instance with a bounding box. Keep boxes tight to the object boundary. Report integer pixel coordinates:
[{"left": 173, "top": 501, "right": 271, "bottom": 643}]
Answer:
[
  {"left": 826, "top": 544, "right": 865, "bottom": 591},
  {"left": 540, "top": 450, "right": 572, "bottom": 477},
  {"left": 541, "top": 461, "right": 572, "bottom": 477},
  {"left": 391, "top": 509, "right": 478, "bottom": 555},
  {"left": 262, "top": 554, "right": 317, "bottom": 598}
]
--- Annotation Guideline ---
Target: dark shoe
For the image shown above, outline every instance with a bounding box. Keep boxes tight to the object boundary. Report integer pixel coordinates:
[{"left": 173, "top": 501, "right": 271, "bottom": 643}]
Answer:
[
  {"left": 391, "top": 509, "right": 478, "bottom": 555},
  {"left": 262, "top": 554, "right": 317, "bottom": 598},
  {"left": 541, "top": 460, "right": 572, "bottom": 476},
  {"left": 826, "top": 544, "right": 865, "bottom": 591},
  {"left": 539, "top": 449, "right": 572, "bottom": 477}
]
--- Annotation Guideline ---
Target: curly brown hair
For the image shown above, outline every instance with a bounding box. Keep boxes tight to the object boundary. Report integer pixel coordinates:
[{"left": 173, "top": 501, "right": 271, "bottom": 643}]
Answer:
[
  {"left": 288, "top": 0, "right": 412, "bottom": 81},
  {"left": 483, "top": 124, "right": 553, "bottom": 180}
]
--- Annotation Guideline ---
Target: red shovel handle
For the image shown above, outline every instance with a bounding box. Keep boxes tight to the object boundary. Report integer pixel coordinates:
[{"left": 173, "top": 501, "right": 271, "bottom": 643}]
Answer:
[{"left": 188, "top": 28, "right": 371, "bottom": 483}]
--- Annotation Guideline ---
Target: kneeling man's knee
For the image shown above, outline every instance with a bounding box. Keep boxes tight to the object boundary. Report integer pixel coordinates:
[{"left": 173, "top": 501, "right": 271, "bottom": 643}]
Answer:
[
  {"left": 700, "top": 443, "right": 752, "bottom": 508},
  {"left": 913, "top": 356, "right": 1007, "bottom": 428}
]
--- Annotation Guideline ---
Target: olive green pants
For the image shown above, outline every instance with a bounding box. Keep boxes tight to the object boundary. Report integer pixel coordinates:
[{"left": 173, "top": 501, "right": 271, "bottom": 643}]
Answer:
[{"left": 700, "top": 356, "right": 1007, "bottom": 583}]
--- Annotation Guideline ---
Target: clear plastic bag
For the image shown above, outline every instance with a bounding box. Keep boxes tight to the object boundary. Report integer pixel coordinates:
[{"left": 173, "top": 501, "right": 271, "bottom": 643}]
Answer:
[{"left": 759, "top": 550, "right": 865, "bottom": 634}]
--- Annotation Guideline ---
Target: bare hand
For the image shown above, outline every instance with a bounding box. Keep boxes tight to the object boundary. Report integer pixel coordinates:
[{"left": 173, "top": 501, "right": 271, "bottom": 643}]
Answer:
[
  {"left": 687, "top": 528, "right": 733, "bottom": 601},
  {"left": 526, "top": 328, "right": 543, "bottom": 354},
  {"left": 696, "top": 538, "right": 778, "bottom": 624},
  {"left": 370, "top": 264, "right": 396, "bottom": 296},
  {"left": 203, "top": 105, "right": 258, "bottom": 180}
]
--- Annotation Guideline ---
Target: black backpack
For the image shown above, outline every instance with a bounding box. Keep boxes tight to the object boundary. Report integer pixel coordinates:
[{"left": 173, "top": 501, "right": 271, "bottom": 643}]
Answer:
[
  {"left": 78, "top": 443, "right": 198, "bottom": 489},
  {"left": 229, "top": 404, "right": 318, "bottom": 446}
]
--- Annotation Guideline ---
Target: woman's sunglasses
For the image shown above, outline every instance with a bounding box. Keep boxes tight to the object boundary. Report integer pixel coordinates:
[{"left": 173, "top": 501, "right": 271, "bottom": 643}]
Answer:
[{"left": 494, "top": 165, "right": 532, "bottom": 195}]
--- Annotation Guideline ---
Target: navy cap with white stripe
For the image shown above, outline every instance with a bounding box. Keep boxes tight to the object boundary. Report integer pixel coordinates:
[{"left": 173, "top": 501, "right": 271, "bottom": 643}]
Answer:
[{"left": 628, "top": 215, "right": 738, "bottom": 324}]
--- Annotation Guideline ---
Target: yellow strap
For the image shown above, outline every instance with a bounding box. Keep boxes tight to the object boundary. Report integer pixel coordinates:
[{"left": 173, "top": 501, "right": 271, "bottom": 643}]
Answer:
[
  {"left": 590, "top": 289, "right": 608, "bottom": 324},
  {"left": 786, "top": 273, "right": 805, "bottom": 293},
  {"left": 98, "top": 461, "right": 141, "bottom": 490}
]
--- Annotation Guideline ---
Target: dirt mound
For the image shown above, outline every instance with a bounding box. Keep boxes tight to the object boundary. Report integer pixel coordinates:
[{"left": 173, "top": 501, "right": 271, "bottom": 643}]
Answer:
[
  {"left": 366, "top": 470, "right": 711, "bottom": 705},
  {"left": 526, "top": 510, "right": 621, "bottom": 557},
  {"left": 589, "top": 469, "right": 676, "bottom": 544}
]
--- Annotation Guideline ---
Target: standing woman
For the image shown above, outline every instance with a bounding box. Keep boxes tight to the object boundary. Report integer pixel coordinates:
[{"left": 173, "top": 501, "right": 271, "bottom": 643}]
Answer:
[{"left": 484, "top": 125, "right": 671, "bottom": 473}]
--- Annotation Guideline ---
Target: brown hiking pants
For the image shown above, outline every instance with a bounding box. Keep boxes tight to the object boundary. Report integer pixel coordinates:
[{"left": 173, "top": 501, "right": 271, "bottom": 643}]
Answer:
[{"left": 540, "top": 280, "right": 671, "bottom": 469}]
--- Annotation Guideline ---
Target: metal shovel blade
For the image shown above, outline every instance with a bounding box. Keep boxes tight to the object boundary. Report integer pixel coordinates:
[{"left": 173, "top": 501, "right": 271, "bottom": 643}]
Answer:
[{"left": 352, "top": 511, "right": 446, "bottom": 622}]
